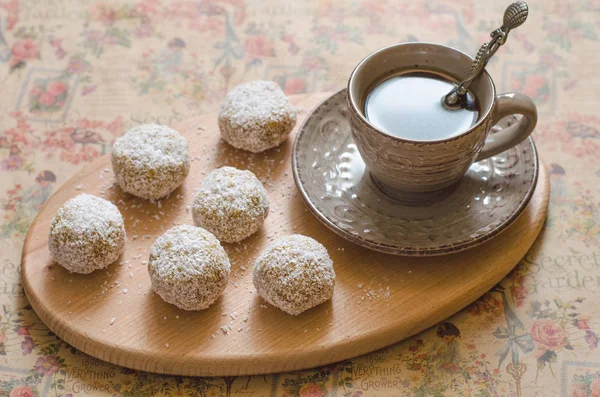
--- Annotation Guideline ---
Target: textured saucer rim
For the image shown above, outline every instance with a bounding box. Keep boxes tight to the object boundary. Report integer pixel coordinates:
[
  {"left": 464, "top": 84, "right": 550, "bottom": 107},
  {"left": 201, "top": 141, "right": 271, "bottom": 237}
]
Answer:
[{"left": 292, "top": 89, "right": 539, "bottom": 257}]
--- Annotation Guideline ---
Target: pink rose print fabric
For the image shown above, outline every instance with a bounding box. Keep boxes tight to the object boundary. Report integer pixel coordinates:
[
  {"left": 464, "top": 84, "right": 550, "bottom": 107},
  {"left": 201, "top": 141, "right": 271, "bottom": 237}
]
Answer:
[{"left": 1, "top": 0, "right": 600, "bottom": 396}]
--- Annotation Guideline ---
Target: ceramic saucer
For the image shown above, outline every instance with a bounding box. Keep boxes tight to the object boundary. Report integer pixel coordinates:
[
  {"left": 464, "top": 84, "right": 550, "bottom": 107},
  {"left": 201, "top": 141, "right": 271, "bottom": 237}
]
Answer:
[{"left": 292, "top": 90, "right": 539, "bottom": 256}]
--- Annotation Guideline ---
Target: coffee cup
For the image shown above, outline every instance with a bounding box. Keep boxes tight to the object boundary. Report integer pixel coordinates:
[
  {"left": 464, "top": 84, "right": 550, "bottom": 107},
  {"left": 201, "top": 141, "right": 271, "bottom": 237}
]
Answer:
[{"left": 347, "top": 42, "right": 537, "bottom": 198}]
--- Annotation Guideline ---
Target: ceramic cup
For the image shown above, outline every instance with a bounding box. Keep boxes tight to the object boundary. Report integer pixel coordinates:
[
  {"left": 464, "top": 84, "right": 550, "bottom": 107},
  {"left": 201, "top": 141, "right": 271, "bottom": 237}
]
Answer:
[{"left": 347, "top": 42, "right": 537, "bottom": 198}]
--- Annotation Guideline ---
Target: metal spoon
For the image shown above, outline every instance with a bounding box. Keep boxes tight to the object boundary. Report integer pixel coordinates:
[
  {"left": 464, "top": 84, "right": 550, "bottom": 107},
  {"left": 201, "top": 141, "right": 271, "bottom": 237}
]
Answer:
[{"left": 442, "top": 1, "right": 529, "bottom": 110}]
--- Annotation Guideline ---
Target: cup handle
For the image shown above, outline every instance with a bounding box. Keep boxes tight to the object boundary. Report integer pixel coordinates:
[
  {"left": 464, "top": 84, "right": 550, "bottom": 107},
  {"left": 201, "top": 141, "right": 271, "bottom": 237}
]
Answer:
[{"left": 476, "top": 92, "right": 537, "bottom": 161}]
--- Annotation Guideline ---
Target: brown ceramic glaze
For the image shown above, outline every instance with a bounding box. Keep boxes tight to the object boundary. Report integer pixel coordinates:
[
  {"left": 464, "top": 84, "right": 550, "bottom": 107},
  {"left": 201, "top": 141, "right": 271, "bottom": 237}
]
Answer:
[
  {"left": 293, "top": 90, "right": 539, "bottom": 256},
  {"left": 347, "top": 42, "right": 537, "bottom": 194}
]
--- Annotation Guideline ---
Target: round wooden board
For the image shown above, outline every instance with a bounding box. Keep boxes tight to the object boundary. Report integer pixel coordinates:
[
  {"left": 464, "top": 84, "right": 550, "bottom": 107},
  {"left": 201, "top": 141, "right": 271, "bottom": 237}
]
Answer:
[{"left": 21, "top": 92, "right": 550, "bottom": 376}]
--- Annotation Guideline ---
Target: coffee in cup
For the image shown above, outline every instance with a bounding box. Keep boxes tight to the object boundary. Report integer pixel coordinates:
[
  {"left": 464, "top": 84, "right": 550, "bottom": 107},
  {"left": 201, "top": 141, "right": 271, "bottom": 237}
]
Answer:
[{"left": 364, "top": 70, "right": 479, "bottom": 141}]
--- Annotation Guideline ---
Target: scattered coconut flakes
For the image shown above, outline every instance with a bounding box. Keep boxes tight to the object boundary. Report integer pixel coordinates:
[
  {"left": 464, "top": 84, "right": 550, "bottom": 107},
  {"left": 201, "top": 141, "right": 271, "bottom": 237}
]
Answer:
[
  {"left": 75, "top": 184, "right": 84, "bottom": 190},
  {"left": 110, "top": 317, "right": 116, "bottom": 325}
]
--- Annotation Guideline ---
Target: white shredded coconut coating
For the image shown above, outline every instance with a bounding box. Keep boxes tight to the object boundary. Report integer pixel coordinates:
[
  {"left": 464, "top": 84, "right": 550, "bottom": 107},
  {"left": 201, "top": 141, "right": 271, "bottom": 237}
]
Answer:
[
  {"left": 252, "top": 234, "right": 335, "bottom": 316},
  {"left": 192, "top": 166, "right": 269, "bottom": 243},
  {"left": 112, "top": 124, "right": 190, "bottom": 200},
  {"left": 148, "top": 225, "right": 230, "bottom": 311},
  {"left": 48, "top": 193, "right": 126, "bottom": 274},
  {"left": 218, "top": 80, "right": 297, "bottom": 153}
]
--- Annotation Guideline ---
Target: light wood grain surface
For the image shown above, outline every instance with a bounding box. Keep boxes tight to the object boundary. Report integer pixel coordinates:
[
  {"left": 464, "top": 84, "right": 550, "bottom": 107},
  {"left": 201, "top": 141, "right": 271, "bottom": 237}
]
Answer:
[{"left": 21, "top": 92, "right": 550, "bottom": 376}]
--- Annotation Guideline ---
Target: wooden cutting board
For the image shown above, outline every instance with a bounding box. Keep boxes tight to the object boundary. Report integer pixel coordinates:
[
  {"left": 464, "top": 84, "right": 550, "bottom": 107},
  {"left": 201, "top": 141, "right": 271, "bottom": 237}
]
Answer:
[{"left": 21, "top": 92, "right": 550, "bottom": 376}]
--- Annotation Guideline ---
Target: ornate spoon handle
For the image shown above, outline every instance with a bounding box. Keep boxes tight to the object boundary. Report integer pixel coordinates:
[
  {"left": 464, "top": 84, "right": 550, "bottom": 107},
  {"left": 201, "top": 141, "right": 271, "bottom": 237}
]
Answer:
[{"left": 442, "top": 1, "right": 529, "bottom": 110}]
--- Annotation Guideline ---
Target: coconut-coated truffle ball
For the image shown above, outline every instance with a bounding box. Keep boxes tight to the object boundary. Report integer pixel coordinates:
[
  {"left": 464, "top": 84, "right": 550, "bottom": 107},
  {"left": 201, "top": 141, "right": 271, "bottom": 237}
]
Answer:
[
  {"left": 252, "top": 234, "right": 335, "bottom": 315},
  {"left": 48, "top": 193, "right": 126, "bottom": 274},
  {"left": 218, "top": 80, "right": 297, "bottom": 153},
  {"left": 192, "top": 166, "right": 269, "bottom": 243},
  {"left": 148, "top": 225, "right": 230, "bottom": 311},
  {"left": 112, "top": 123, "right": 189, "bottom": 200}
]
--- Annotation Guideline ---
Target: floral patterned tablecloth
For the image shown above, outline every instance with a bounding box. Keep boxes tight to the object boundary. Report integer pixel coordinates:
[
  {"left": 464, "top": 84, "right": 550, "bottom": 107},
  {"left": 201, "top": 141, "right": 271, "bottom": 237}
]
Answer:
[{"left": 1, "top": 0, "right": 599, "bottom": 396}]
